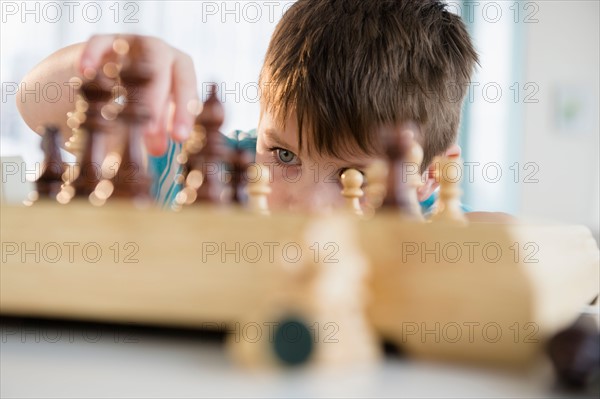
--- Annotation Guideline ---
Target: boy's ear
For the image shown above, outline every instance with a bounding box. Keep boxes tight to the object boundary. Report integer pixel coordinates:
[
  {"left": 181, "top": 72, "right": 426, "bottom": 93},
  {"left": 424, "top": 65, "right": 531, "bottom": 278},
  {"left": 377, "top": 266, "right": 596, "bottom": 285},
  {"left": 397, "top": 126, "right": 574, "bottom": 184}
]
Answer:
[{"left": 416, "top": 144, "right": 461, "bottom": 201}]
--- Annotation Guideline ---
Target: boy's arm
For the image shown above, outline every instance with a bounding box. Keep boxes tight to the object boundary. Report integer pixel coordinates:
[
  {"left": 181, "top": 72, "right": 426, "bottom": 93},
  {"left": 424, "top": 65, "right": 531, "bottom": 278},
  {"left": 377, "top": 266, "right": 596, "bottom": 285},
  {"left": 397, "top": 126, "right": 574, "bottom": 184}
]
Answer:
[
  {"left": 15, "top": 34, "right": 199, "bottom": 157},
  {"left": 16, "top": 43, "right": 85, "bottom": 144}
]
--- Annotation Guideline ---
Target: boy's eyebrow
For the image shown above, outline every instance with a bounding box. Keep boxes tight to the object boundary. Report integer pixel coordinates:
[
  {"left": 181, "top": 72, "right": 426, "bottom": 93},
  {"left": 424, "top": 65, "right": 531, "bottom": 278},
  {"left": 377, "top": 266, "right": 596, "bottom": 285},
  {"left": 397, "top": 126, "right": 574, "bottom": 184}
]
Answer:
[
  {"left": 264, "top": 128, "right": 370, "bottom": 170},
  {"left": 263, "top": 128, "right": 298, "bottom": 153}
]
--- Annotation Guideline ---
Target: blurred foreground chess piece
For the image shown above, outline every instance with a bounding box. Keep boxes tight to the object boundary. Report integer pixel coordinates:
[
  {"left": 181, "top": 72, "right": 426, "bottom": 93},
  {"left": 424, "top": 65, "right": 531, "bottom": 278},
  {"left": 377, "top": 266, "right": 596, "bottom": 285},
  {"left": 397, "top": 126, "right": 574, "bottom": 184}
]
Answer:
[
  {"left": 340, "top": 168, "right": 364, "bottom": 216},
  {"left": 246, "top": 163, "right": 271, "bottom": 215},
  {"left": 66, "top": 69, "right": 115, "bottom": 201},
  {"left": 547, "top": 312, "right": 600, "bottom": 389},
  {"left": 363, "top": 159, "right": 388, "bottom": 216},
  {"left": 382, "top": 130, "right": 424, "bottom": 221},
  {"left": 107, "top": 37, "right": 152, "bottom": 203},
  {"left": 62, "top": 37, "right": 155, "bottom": 206},
  {"left": 229, "top": 216, "right": 380, "bottom": 367},
  {"left": 430, "top": 155, "right": 467, "bottom": 225},
  {"left": 66, "top": 39, "right": 126, "bottom": 155}
]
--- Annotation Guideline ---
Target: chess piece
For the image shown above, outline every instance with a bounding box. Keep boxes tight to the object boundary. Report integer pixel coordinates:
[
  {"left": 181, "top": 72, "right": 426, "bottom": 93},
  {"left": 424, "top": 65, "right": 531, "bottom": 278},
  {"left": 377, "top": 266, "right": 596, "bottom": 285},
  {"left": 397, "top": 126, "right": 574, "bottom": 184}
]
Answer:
[
  {"left": 364, "top": 159, "right": 388, "bottom": 212},
  {"left": 183, "top": 85, "right": 232, "bottom": 205},
  {"left": 230, "top": 148, "right": 253, "bottom": 204},
  {"left": 430, "top": 155, "right": 467, "bottom": 225},
  {"left": 65, "top": 125, "right": 86, "bottom": 160},
  {"left": 65, "top": 87, "right": 88, "bottom": 160},
  {"left": 246, "top": 163, "right": 271, "bottom": 215},
  {"left": 382, "top": 129, "right": 424, "bottom": 221},
  {"left": 35, "top": 126, "right": 67, "bottom": 199},
  {"left": 547, "top": 313, "right": 600, "bottom": 389},
  {"left": 108, "top": 127, "right": 152, "bottom": 202},
  {"left": 69, "top": 70, "right": 114, "bottom": 198},
  {"left": 340, "top": 168, "right": 364, "bottom": 216},
  {"left": 109, "top": 39, "right": 153, "bottom": 202}
]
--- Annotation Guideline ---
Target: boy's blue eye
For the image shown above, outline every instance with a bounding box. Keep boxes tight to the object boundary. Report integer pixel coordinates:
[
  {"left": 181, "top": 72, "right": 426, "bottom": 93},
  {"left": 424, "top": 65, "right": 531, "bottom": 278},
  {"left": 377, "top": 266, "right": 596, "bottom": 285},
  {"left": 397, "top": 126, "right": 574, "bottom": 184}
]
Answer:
[{"left": 276, "top": 148, "right": 298, "bottom": 164}]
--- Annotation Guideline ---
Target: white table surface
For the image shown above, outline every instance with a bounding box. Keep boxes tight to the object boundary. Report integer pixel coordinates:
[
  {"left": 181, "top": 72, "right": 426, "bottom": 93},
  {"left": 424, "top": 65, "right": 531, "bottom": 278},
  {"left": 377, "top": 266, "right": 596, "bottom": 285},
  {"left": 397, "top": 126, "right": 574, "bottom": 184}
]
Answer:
[{"left": 1, "top": 318, "right": 597, "bottom": 399}]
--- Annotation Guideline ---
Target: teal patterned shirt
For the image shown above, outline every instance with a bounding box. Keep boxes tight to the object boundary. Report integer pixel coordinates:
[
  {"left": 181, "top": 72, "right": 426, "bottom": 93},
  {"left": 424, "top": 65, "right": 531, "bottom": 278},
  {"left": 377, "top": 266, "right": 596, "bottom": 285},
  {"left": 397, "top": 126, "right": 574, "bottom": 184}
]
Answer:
[{"left": 147, "top": 130, "right": 257, "bottom": 207}]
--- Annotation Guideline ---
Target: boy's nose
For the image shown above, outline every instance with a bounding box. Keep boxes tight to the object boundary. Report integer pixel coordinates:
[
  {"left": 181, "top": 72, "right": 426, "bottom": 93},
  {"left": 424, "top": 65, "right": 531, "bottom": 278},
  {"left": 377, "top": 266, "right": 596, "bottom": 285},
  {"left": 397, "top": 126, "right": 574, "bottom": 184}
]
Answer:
[{"left": 287, "top": 176, "right": 344, "bottom": 213}]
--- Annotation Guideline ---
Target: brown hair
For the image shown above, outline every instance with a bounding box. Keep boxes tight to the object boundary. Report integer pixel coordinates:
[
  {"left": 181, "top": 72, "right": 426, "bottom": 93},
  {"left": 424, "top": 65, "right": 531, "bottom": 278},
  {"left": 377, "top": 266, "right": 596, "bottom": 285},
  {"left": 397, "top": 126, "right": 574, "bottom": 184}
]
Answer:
[{"left": 259, "top": 0, "right": 479, "bottom": 169}]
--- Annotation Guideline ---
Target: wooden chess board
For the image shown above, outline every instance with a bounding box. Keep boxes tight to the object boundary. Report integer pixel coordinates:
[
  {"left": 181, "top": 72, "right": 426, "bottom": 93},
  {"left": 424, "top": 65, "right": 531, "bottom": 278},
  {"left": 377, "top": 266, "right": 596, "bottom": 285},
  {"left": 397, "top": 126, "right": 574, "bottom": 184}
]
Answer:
[{"left": 2, "top": 200, "right": 598, "bottom": 368}]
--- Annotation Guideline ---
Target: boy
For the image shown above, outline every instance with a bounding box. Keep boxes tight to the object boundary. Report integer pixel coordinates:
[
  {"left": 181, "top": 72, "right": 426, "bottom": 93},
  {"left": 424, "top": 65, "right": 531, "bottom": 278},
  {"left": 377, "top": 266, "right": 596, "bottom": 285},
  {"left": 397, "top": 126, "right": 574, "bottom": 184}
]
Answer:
[{"left": 17, "top": 0, "right": 502, "bottom": 219}]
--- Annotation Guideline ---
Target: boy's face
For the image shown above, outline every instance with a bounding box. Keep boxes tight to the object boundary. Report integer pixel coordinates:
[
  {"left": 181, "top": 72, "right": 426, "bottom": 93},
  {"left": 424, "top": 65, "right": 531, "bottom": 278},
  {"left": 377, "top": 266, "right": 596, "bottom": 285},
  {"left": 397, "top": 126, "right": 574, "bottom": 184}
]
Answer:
[
  {"left": 255, "top": 110, "right": 374, "bottom": 212},
  {"left": 255, "top": 110, "right": 437, "bottom": 212}
]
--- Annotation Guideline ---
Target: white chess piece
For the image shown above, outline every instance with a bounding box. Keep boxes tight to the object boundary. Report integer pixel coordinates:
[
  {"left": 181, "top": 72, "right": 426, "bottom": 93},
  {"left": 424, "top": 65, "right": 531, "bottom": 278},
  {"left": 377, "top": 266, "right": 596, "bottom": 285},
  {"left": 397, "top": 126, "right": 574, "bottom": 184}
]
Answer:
[
  {"left": 341, "top": 168, "right": 364, "bottom": 216},
  {"left": 247, "top": 163, "right": 271, "bottom": 215},
  {"left": 364, "top": 159, "right": 388, "bottom": 211},
  {"left": 431, "top": 155, "right": 467, "bottom": 225}
]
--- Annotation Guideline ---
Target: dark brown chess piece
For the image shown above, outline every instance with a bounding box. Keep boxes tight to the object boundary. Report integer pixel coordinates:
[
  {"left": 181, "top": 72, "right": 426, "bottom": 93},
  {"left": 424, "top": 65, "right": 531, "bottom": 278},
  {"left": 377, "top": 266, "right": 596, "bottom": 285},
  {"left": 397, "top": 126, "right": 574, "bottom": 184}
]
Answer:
[
  {"left": 71, "top": 70, "right": 114, "bottom": 197},
  {"left": 185, "top": 85, "right": 232, "bottom": 204},
  {"left": 230, "top": 149, "right": 253, "bottom": 204},
  {"left": 35, "top": 125, "right": 67, "bottom": 199},
  {"left": 110, "top": 38, "right": 153, "bottom": 201},
  {"left": 547, "top": 313, "right": 600, "bottom": 389}
]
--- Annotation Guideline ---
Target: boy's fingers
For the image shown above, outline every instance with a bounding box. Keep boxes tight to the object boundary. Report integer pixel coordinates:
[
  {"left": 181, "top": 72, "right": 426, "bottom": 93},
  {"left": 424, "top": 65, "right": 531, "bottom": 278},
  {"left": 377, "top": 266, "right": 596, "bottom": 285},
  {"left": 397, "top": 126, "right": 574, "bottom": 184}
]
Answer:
[
  {"left": 78, "top": 34, "right": 119, "bottom": 73},
  {"left": 144, "top": 104, "right": 169, "bottom": 156},
  {"left": 145, "top": 132, "right": 169, "bottom": 157},
  {"left": 137, "top": 61, "right": 172, "bottom": 137},
  {"left": 171, "top": 51, "right": 199, "bottom": 141}
]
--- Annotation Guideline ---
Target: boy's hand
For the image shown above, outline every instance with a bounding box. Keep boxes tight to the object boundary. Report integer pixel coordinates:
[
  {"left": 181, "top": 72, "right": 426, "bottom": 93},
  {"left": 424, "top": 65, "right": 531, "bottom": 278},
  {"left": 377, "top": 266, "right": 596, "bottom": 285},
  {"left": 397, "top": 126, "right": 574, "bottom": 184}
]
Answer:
[{"left": 79, "top": 34, "right": 199, "bottom": 156}]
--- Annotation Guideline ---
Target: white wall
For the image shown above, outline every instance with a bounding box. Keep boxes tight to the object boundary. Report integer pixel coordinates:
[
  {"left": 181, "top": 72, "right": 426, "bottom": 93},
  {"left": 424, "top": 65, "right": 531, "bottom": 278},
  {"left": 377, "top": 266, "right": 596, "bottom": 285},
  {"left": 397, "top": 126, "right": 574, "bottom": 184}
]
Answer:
[
  {"left": 520, "top": 1, "right": 599, "bottom": 233},
  {"left": 460, "top": 0, "right": 521, "bottom": 215},
  {"left": 1, "top": 1, "right": 291, "bottom": 163}
]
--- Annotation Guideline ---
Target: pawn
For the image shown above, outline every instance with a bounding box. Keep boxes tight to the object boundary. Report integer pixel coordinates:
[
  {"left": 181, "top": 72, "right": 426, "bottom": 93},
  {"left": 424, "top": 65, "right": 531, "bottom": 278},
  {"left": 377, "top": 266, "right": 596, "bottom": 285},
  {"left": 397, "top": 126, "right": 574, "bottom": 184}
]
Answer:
[
  {"left": 340, "top": 168, "right": 364, "bottom": 216},
  {"left": 430, "top": 155, "right": 467, "bottom": 225},
  {"left": 35, "top": 125, "right": 67, "bottom": 199},
  {"left": 246, "top": 163, "right": 271, "bottom": 215}
]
